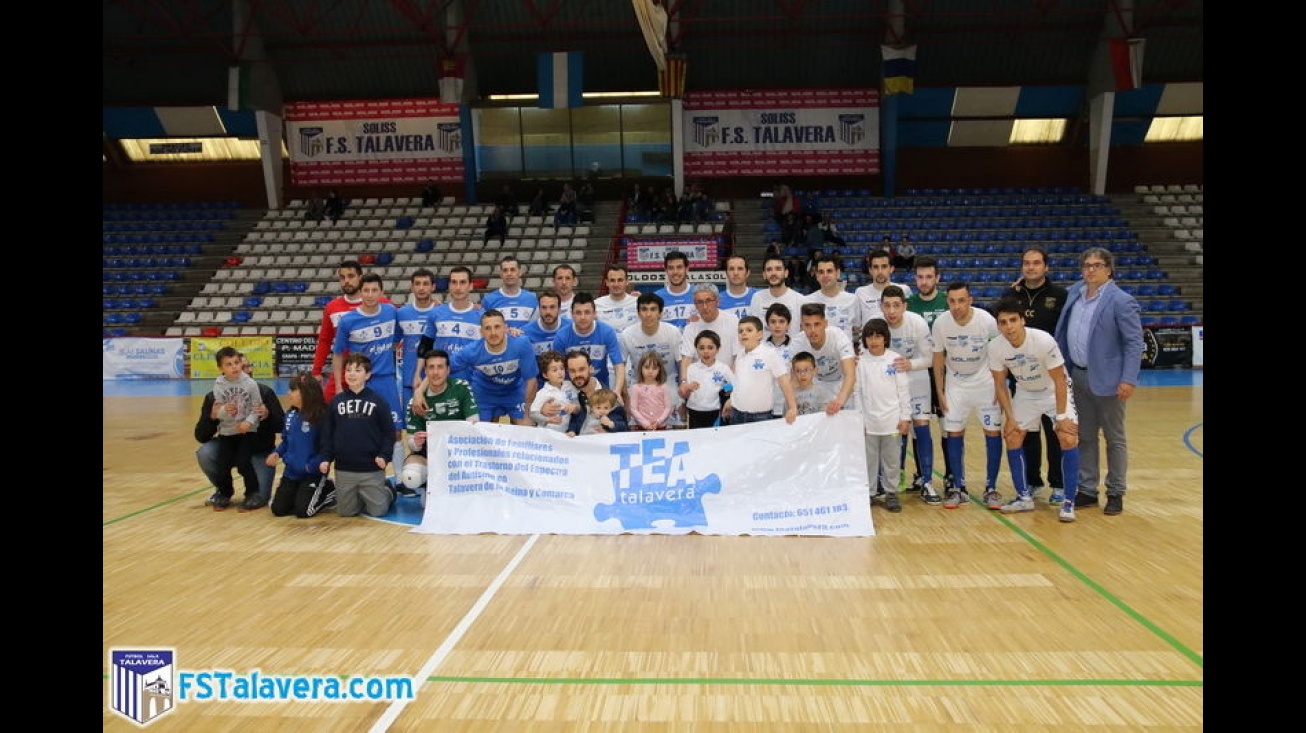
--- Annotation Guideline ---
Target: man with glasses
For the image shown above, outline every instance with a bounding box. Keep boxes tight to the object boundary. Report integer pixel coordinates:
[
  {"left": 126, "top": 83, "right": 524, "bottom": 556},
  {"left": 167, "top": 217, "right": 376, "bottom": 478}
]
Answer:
[
  {"left": 678, "top": 285, "right": 742, "bottom": 427},
  {"left": 1054, "top": 247, "right": 1143, "bottom": 516}
]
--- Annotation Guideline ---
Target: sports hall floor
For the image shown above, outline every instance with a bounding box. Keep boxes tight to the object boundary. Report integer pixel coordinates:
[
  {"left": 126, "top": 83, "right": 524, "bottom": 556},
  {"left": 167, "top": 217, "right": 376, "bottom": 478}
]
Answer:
[{"left": 103, "top": 369, "right": 1202, "bottom": 731}]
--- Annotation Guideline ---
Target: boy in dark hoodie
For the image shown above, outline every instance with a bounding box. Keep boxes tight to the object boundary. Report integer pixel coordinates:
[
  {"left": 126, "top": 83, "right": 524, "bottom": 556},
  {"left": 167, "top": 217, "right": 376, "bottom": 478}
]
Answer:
[{"left": 318, "top": 353, "right": 396, "bottom": 517}]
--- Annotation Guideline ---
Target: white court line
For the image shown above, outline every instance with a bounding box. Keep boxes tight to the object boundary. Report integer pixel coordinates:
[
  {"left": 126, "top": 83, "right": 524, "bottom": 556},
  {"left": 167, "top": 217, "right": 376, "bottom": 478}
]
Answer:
[{"left": 369, "top": 533, "right": 540, "bottom": 733}]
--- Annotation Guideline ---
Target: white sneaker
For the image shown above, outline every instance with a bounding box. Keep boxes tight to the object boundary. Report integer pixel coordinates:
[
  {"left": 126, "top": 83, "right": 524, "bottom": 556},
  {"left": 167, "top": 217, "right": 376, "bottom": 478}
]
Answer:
[
  {"left": 999, "top": 495, "right": 1035, "bottom": 513},
  {"left": 1058, "top": 500, "right": 1076, "bottom": 522}
]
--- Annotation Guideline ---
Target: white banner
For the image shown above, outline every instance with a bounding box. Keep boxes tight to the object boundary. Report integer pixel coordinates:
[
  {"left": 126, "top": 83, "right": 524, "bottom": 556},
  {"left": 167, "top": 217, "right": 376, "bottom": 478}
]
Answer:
[
  {"left": 102, "top": 337, "right": 186, "bottom": 380},
  {"left": 684, "top": 106, "right": 875, "bottom": 153},
  {"left": 1191, "top": 325, "right": 1203, "bottom": 367},
  {"left": 627, "top": 270, "right": 726, "bottom": 285},
  {"left": 416, "top": 412, "right": 874, "bottom": 537}
]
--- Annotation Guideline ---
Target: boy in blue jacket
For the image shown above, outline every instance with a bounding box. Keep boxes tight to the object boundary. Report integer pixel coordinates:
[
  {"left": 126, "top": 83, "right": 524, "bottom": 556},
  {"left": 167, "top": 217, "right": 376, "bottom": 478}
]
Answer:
[{"left": 318, "top": 353, "right": 396, "bottom": 517}]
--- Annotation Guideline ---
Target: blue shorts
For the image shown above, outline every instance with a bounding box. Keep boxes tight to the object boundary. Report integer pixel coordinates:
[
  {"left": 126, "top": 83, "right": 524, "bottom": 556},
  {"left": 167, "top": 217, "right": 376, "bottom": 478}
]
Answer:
[
  {"left": 367, "top": 375, "right": 406, "bottom": 430},
  {"left": 479, "top": 400, "right": 526, "bottom": 422}
]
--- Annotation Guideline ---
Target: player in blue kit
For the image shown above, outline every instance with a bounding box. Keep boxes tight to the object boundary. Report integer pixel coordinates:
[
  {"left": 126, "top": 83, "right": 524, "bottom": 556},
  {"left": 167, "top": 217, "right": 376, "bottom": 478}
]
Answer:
[
  {"left": 332, "top": 273, "right": 406, "bottom": 478},
  {"left": 396, "top": 268, "right": 440, "bottom": 410},
  {"left": 481, "top": 255, "right": 538, "bottom": 331},
  {"left": 448, "top": 308, "right": 540, "bottom": 425},
  {"left": 550, "top": 292, "right": 627, "bottom": 400}
]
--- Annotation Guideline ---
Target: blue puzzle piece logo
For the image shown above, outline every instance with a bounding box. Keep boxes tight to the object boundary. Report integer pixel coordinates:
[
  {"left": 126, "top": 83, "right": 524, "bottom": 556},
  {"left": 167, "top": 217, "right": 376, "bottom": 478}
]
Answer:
[{"left": 593, "top": 438, "right": 722, "bottom": 529}]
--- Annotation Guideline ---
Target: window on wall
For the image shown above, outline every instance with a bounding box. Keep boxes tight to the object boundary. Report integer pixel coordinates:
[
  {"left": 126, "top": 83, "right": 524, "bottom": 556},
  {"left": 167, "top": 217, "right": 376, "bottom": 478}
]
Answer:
[
  {"left": 473, "top": 103, "right": 671, "bottom": 181},
  {"left": 475, "top": 108, "right": 524, "bottom": 178},
  {"left": 620, "top": 104, "right": 672, "bottom": 177},
  {"left": 571, "top": 107, "right": 621, "bottom": 178},
  {"left": 520, "top": 107, "right": 572, "bottom": 179}
]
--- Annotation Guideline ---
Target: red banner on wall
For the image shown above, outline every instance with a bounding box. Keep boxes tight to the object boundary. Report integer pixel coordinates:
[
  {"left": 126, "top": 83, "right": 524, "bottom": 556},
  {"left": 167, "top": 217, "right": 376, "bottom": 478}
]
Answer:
[
  {"left": 682, "top": 88, "right": 880, "bottom": 177},
  {"left": 284, "top": 98, "right": 465, "bottom": 187},
  {"left": 625, "top": 238, "right": 719, "bottom": 270}
]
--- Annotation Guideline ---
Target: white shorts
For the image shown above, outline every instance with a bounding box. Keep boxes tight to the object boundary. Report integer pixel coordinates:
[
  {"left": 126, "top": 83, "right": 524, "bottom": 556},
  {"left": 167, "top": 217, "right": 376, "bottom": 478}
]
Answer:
[
  {"left": 942, "top": 378, "right": 1002, "bottom": 433},
  {"left": 1012, "top": 390, "right": 1077, "bottom": 432}
]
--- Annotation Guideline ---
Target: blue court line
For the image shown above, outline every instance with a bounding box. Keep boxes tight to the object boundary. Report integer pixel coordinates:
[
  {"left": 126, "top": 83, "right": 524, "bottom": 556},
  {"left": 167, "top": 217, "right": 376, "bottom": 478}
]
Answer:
[{"left": 1183, "top": 422, "right": 1203, "bottom": 458}]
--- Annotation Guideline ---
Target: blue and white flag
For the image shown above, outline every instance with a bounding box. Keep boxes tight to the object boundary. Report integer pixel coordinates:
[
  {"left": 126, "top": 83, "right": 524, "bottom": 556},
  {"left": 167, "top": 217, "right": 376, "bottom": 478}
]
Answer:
[{"left": 537, "top": 51, "right": 584, "bottom": 109}]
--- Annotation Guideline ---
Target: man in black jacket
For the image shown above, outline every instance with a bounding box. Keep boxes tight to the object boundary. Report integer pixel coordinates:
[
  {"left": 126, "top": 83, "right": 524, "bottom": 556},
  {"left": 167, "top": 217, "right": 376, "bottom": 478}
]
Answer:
[{"left": 1001, "top": 245, "right": 1069, "bottom": 503}]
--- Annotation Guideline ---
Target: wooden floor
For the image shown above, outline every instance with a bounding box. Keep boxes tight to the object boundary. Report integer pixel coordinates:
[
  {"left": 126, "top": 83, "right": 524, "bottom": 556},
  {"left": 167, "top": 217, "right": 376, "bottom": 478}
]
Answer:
[{"left": 103, "top": 379, "right": 1203, "bottom": 731}]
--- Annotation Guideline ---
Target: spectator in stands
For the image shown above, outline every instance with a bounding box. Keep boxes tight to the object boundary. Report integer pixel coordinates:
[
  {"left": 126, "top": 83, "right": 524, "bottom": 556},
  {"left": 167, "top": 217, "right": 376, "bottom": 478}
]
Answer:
[
  {"left": 495, "top": 183, "right": 518, "bottom": 216},
  {"left": 528, "top": 187, "right": 548, "bottom": 217},
  {"left": 325, "top": 189, "right": 346, "bottom": 223},
  {"left": 676, "top": 188, "right": 696, "bottom": 224},
  {"left": 421, "top": 180, "right": 442, "bottom": 208},
  {"left": 780, "top": 213, "right": 804, "bottom": 247},
  {"left": 304, "top": 193, "right": 326, "bottom": 223},
  {"left": 893, "top": 235, "right": 917, "bottom": 271},
  {"left": 803, "top": 213, "right": 825, "bottom": 256},
  {"left": 1055, "top": 247, "right": 1143, "bottom": 516},
  {"left": 719, "top": 211, "right": 737, "bottom": 260},
  {"left": 773, "top": 183, "right": 799, "bottom": 227},
  {"left": 1001, "top": 244, "right": 1069, "bottom": 503},
  {"left": 484, "top": 206, "right": 509, "bottom": 247},
  {"left": 555, "top": 183, "right": 579, "bottom": 225},
  {"left": 819, "top": 213, "right": 846, "bottom": 248},
  {"left": 578, "top": 179, "right": 595, "bottom": 209}
]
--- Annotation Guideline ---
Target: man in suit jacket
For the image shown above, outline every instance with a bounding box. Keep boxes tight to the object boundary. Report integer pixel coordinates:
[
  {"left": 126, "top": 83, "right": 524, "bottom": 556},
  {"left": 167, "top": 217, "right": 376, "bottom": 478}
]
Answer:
[{"left": 1054, "top": 247, "right": 1144, "bottom": 516}]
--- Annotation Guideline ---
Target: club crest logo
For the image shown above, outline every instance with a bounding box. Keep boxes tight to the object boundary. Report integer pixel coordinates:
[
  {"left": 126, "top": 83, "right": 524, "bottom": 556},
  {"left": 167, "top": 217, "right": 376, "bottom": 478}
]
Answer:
[{"left": 109, "top": 648, "right": 175, "bottom": 726}]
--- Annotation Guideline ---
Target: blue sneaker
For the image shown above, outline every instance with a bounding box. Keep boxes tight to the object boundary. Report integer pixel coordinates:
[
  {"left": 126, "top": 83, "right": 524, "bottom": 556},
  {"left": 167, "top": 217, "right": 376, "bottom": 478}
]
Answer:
[{"left": 1049, "top": 487, "right": 1066, "bottom": 504}]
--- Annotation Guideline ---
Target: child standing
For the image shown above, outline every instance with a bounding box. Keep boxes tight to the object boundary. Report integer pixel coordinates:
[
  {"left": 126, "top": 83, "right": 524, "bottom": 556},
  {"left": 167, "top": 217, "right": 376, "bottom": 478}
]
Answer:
[
  {"left": 683, "top": 330, "right": 735, "bottom": 429},
  {"left": 854, "top": 318, "right": 912, "bottom": 513},
  {"left": 268, "top": 374, "right": 336, "bottom": 518},
  {"left": 627, "top": 351, "right": 673, "bottom": 430},
  {"left": 567, "top": 388, "right": 629, "bottom": 436},
  {"left": 530, "top": 350, "right": 580, "bottom": 433},
  {"left": 725, "top": 316, "right": 797, "bottom": 425},
  {"left": 318, "top": 353, "right": 396, "bottom": 518},
  {"left": 209, "top": 345, "right": 262, "bottom": 511},
  {"left": 790, "top": 351, "right": 837, "bottom": 416}
]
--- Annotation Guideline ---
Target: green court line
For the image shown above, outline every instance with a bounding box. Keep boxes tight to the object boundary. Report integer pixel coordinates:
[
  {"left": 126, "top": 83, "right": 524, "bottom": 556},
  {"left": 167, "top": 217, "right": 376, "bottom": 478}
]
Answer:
[
  {"left": 423, "top": 676, "right": 1202, "bottom": 687},
  {"left": 909, "top": 452, "right": 1204, "bottom": 670},
  {"left": 103, "top": 489, "right": 210, "bottom": 526},
  {"left": 106, "top": 468, "right": 1204, "bottom": 674}
]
